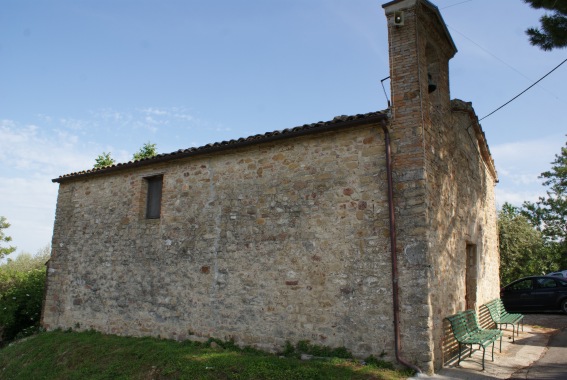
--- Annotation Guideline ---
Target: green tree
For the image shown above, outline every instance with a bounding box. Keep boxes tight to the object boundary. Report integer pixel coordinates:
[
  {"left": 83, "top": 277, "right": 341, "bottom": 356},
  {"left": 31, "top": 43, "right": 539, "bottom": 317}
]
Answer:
[
  {"left": 0, "top": 217, "right": 16, "bottom": 259},
  {"left": 522, "top": 138, "right": 567, "bottom": 268},
  {"left": 94, "top": 152, "right": 115, "bottom": 169},
  {"left": 133, "top": 142, "right": 158, "bottom": 161},
  {"left": 524, "top": 0, "right": 567, "bottom": 51},
  {"left": 0, "top": 249, "right": 49, "bottom": 342},
  {"left": 499, "top": 203, "right": 548, "bottom": 284}
]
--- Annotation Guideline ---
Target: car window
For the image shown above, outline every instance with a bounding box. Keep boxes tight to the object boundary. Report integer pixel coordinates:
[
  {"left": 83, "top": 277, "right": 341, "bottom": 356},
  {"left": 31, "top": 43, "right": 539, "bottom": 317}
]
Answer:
[
  {"left": 509, "top": 279, "right": 533, "bottom": 291},
  {"left": 558, "top": 280, "right": 567, "bottom": 287},
  {"left": 536, "top": 278, "right": 557, "bottom": 288}
]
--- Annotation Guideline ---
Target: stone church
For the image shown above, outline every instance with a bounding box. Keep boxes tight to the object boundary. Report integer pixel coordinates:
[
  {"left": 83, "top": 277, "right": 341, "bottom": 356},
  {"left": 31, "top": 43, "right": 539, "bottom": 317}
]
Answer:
[{"left": 42, "top": 0, "right": 499, "bottom": 373}]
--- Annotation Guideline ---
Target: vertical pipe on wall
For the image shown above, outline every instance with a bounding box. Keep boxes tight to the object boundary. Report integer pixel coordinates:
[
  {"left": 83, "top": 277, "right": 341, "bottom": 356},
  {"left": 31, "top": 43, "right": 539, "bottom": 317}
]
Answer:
[{"left": 379, "top": 121, "right": 423, "bottom": 374}]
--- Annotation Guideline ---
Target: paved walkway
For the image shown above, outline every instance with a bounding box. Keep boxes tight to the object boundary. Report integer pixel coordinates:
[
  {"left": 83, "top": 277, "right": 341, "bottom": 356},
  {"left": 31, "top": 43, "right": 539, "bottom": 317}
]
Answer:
[
  {"left": 409, "top": 314, "right": 567, "bottom": 380},
  {"left": 510, "top": 318, "right": 567, "bottom": 380}
]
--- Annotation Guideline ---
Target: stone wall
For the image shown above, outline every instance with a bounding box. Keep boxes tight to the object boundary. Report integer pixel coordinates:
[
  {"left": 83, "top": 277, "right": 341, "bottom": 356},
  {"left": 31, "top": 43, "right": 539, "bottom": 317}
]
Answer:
[
  {"left": 43, "top": 124, "right": 402, "bottom": 358},
  {"left": 425, "top": 100, "right": 499, "bottom": 370}
]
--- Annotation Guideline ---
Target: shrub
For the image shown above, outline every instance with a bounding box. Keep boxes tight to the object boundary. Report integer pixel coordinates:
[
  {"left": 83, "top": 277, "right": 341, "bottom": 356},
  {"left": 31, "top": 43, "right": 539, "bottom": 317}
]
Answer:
[{"left": 0, "top": 252, "right": 49, "bottom": 343}]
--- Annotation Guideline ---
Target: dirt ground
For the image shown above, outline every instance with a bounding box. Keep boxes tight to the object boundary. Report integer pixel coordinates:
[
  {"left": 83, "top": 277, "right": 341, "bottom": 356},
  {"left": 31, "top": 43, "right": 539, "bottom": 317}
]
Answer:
[{"left": 521, "top": 313, "right": 567, "bottom": 330}]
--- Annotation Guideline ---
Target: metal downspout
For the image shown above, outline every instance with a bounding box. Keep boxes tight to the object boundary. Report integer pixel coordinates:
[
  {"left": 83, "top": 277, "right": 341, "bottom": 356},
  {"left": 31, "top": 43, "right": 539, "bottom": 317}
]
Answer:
[{"left": 380, "top": 122, "right": 423, "bottom": 374}]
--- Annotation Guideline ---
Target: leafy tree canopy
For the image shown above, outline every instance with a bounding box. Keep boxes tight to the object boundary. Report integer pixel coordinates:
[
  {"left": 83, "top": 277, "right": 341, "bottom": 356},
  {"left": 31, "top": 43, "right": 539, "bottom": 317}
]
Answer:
[
  {"left": 93, "top": 142, "right": 158, "bottom": 169},
  {"left": 94, "top": 152, "right": 115, "bottom": 169},
  {"left": 0, "top": 216, "right": 16, "bottom": 259},
  {"left": 524, "top": 0, "right": 567, "bottom": 50},
  {"left": 499, "top": 138, "right": 567, "bottom": 283},
  {"left": 0, "top": 250, "right": 49, "bottom": 342},
  {"left": 498, "top": 203, "right": 549, "bottom": 284},
  {"left": 133, "top": 142, "right": 158, "bottom": 161},
  {"left": 522, "top": 138, "right": 567, "bottom": 269}
]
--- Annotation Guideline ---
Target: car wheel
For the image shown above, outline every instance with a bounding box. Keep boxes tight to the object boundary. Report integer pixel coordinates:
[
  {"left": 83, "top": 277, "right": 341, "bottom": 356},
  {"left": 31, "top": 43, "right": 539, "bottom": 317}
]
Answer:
[{"left": 562, "top": 299, "right": 567, "bottom": 314}]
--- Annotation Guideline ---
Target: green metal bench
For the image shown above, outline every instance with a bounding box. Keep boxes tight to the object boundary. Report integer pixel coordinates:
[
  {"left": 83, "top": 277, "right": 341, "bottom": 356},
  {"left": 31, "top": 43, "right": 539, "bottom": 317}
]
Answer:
[
  {"left": 446, "top": 309, "right": 503, "bottom": 370},
  {"left": 484, "top": 298, "right": 524, "bottom": 342}
]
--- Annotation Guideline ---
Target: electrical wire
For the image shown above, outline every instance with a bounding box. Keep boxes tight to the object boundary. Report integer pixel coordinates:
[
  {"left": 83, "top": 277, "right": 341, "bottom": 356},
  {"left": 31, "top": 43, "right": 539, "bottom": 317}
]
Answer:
[
  {"left": 441, "top": 0, "right": 474, "bottom": 10},
  {"left": 443, "top": 1, "right": 560, "bottom": 102},
  {"left": 447, "top": 24, "right": 559, "bottom": 100},
  {"left": 479, "top": 57, "right": 567, "bottom": 121}
]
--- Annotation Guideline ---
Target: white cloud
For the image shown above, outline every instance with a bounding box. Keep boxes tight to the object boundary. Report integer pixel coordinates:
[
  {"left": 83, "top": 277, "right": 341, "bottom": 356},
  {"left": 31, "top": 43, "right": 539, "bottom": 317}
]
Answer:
[
  {"left": 0, "top": 122, "right": 92, "bottom": 175},
  {"left": 85, "top": 106, "right": 198, "bottom": 135},
  {"left": 0, "top": 108, "right": 202, "bottom": 256},
  {"left": 492, "top": 137, "right": 561, "bottom": 178},
  {"left": 0, "top": 119, "right": 101, "bottom": 256},
  {"left": 492, "top": 135, "right": 564, "bottom": 208},
  {"left": 0, "top": 176, "right": 58, "bottom": 256},
  {"left": 58, "top": 117, "right": 92, "bottom": 131},
  {"left": 495, "top": 188, "right": 542, "bottom": 208},
  {"left": 142, "top": 107, "right": 168, "bottom": 116}
]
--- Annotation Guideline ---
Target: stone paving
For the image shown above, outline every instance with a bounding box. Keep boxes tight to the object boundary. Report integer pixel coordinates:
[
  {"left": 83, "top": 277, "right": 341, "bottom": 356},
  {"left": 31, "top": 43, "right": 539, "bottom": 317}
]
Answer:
[{"left": 410, "top": 314, "right": 567, "bottom": 380}]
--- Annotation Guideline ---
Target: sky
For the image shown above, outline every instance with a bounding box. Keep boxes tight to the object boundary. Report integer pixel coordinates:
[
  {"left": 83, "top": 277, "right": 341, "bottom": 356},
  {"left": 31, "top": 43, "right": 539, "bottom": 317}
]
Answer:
[{"left": 1, "top": 0, "right": 566, "bottom": 256}]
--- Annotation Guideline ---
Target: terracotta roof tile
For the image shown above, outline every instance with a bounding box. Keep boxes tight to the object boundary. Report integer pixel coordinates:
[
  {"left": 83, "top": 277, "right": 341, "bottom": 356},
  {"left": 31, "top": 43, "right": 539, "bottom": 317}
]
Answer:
[{"left": 53, "top": 111, "right": 387, "bottom": 183}]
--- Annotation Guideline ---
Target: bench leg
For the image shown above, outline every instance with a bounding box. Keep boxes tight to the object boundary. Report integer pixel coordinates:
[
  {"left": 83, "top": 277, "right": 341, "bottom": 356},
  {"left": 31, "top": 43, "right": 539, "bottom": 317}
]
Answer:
[
  {"left": 491, "top": 340, "right": 495, "bottom": 361},
  {"left": 511, "top": 324, "right": 516, "bottom": 343},
  {"left": 482, "top": 346, "right": 486, "bottom": 370}
]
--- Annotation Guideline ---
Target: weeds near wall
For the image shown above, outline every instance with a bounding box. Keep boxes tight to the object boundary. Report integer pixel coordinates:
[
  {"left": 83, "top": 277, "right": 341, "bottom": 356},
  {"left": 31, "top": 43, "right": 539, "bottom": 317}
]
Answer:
[{"left": 282, "top": 340, "right": 395, "bottom": 370}]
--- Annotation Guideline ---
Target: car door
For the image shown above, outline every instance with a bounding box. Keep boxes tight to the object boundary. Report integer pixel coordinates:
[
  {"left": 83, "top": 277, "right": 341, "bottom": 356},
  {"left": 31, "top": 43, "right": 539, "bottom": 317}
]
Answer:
[
  {"left": 501, "top": 278, "right": 536, "bottom": 311},
  {"left": 532, "top": 277, "right": 560, "bottom": 310}
]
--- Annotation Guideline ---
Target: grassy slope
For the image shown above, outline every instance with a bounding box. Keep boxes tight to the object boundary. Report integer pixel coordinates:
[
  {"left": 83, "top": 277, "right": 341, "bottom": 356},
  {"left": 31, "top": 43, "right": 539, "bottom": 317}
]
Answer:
[{"left": 0, "top": 331, "right": 413, "bottom": 380}]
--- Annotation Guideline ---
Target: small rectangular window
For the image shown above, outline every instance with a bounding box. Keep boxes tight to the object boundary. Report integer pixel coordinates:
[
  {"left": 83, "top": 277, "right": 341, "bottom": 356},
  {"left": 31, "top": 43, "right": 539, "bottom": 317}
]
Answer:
[{"left": 146, "top": 175, "right": 163, "bottom": 219}]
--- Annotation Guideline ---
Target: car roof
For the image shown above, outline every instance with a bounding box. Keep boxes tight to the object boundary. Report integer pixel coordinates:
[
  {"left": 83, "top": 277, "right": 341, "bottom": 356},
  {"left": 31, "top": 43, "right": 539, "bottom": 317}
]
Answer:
[{"left": 504, "top": 275, "right": 567, "bottom": 287}]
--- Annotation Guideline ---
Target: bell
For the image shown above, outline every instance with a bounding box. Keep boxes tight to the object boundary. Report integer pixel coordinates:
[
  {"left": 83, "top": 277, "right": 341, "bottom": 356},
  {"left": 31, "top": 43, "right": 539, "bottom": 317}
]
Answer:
[{"left": 428, "top": 73, "right": 437, "bottom": 93}]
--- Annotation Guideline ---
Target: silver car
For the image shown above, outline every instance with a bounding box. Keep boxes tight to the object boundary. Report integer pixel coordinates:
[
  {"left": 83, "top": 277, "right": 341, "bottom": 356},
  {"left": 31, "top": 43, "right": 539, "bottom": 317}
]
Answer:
[{"left": 547, "top": 270, "right": 567, "bottom": 279}]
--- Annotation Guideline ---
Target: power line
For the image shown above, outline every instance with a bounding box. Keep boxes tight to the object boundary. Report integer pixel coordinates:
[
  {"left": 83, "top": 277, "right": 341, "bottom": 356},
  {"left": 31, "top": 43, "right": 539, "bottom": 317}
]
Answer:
[
  {"left": 449, "top": 26, "right": 539, "bottom": 85},
  {"left": 446, "top": 25, "right": 559, "bottom": 99},
  {"left": 441, "top": 0, "right": 474, "bottom": 10},
  {"left": 479, "top": 57, "right": 567, "bottom": 122}
]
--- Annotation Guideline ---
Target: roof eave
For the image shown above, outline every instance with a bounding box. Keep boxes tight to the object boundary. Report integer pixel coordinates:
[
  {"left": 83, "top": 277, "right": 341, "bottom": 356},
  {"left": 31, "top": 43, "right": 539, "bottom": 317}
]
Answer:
[{"left": 53, "top": 112, "right": 389, "bottom": 184}]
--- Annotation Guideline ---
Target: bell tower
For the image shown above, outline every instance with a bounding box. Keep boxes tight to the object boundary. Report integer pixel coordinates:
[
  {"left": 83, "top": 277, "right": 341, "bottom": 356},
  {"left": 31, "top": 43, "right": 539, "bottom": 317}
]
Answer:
[
  {"left": 383, "top": 0, "right": 457, "bottom": 126},
  {"left": 381, "top": 1, "right": 458, "bottom": 373}
]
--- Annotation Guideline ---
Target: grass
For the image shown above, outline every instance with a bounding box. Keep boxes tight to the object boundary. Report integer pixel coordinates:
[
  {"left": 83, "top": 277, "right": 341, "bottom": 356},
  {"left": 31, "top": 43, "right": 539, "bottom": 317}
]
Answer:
[{"left": 0, "top": 330, "right": 414, "bottom": 380}]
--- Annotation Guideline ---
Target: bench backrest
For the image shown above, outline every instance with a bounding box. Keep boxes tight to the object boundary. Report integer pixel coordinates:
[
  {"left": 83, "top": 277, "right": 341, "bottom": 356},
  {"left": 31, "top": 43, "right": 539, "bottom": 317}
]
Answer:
[
  {"left": 486, "top": 298, "right": 512, "bottom": 318},
  {"left": 463, "top": 309, "right": 482, "bottom": 332},
  {"left": 495, "top": 298, "right": 511, "bottom": 316},
  {"left": 485, "top": 299, "right": 502, "bottom": 319},
  {"left": 446, "top": 312, "right": 469, "bottom": 341}
]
